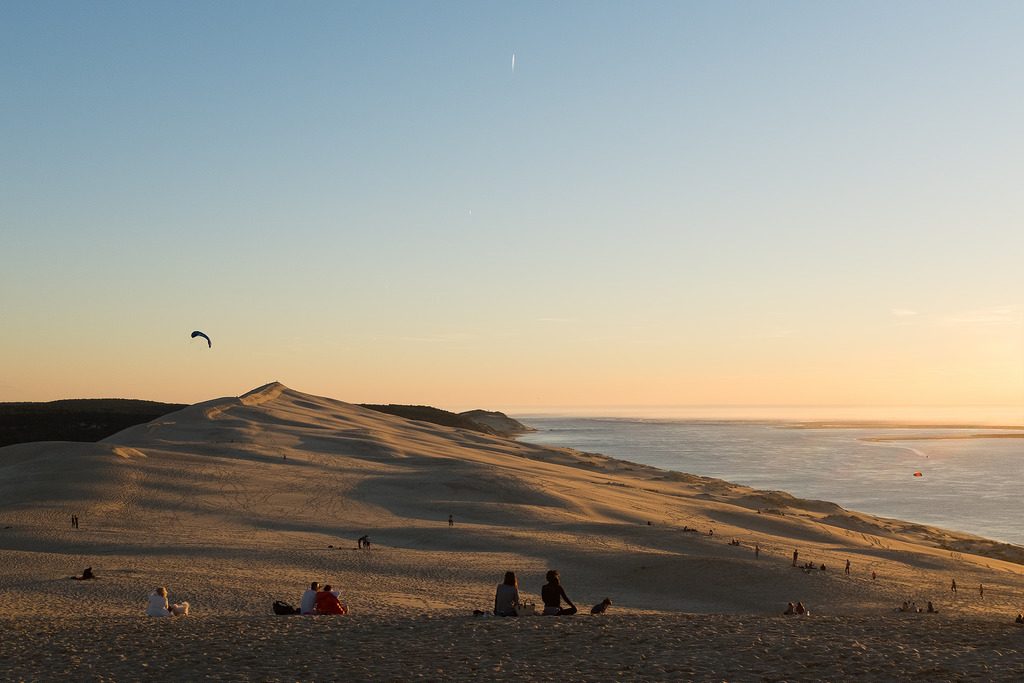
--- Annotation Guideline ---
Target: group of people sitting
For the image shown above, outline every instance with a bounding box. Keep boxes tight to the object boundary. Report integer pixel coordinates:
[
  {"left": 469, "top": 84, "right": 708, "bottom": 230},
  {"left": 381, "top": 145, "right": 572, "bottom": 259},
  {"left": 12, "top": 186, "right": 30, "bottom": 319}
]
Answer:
[
  {"left": 146, "top": 587, "right": 189, "bottom": 617},
  {"left": 898, "top": 600, "right": 937, "bottom": 613},
  {"left": 492, "top": 570, "right": 610, "bottom": 617},
  {"left": 783, "top": 601, "right": 809, "bottom": 615},
  {"left": 300, "top": 581, "right": 348, "bottom": 615}
]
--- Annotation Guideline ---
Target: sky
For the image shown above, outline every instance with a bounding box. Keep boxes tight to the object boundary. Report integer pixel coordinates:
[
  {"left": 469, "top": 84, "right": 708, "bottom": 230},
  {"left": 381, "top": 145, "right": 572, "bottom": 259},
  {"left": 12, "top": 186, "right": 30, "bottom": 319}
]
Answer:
[{"left": 2, "top": 1, "right": 1022, "bottom": 416}]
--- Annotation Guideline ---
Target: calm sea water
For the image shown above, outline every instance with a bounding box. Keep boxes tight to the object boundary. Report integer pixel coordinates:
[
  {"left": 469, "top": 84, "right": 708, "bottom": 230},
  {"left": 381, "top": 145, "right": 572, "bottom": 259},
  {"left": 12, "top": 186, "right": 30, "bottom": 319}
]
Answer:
[{"left": 517, "top": 417, "right": 1024, "bottom": 546}]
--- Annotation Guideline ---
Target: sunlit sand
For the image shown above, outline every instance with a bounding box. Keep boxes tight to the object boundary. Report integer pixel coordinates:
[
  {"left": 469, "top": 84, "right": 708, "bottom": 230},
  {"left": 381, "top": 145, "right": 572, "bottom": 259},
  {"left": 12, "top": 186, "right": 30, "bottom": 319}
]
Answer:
[{"left": 2, "top": 383, "right": 1023, "bottom": 680}]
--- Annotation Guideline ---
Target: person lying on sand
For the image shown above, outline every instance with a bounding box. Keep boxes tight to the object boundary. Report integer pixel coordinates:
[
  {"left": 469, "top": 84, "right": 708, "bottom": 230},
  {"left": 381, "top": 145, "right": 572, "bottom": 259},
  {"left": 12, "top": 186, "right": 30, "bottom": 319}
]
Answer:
[
  {"left": 300, "top": 581, "right": 320, "bottom": 615},
  {"left": 541, "top": 570, "right": 577, "bottom": 616},
  {"left": 146, "top": 587, "right": 189, "bottom": 617},
  {"left": 314, "top": 585, "right": 348, "bottom": 615},
  {"left": 494, "top": 571, "right": 519, "bottom": 617}
]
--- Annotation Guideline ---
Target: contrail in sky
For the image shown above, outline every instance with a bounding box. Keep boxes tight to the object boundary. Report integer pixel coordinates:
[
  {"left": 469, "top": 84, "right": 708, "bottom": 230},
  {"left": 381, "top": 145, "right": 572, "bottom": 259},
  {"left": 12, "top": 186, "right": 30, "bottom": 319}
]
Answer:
[{"left": 512, "top": 52, "right": 516, "bottom": 74}]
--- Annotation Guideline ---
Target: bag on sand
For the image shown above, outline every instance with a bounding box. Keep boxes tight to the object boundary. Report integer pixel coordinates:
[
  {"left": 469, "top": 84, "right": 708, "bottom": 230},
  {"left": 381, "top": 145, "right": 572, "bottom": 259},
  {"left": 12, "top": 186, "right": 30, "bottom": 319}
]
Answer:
[{"left": 273, "top": 600, "right": 299, "bottom": 615}]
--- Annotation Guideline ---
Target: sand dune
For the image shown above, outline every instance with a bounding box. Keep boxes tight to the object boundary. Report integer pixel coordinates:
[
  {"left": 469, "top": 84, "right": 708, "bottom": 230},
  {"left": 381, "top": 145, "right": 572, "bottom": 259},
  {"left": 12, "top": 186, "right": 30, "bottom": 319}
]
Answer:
[{"left": 2, "top": 382, "right": 1024, "bottom": 680}]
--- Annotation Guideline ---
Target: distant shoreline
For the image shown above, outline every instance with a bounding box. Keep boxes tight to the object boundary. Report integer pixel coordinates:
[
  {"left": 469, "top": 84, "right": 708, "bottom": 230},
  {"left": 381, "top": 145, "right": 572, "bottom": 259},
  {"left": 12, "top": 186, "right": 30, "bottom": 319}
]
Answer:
[
  {"left": 784, "top": 422, "right": 1024, "bottom": 431},
  {"left": 860, "top": 433, "right": 1024, "bottom": 442},
  {"left": 515, "top": 415, "right": 1024, "bottom": 431}
]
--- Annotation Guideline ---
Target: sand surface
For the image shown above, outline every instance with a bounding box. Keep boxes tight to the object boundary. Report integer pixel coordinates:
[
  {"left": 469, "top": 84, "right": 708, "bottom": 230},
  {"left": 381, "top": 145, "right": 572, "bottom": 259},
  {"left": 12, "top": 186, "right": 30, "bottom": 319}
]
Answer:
[
  {"left": 2, "top": 382, "right": 1024, "bottom": 681},
  {"left": 4, "top": 614, "right": 1024, "bottom": 681}
]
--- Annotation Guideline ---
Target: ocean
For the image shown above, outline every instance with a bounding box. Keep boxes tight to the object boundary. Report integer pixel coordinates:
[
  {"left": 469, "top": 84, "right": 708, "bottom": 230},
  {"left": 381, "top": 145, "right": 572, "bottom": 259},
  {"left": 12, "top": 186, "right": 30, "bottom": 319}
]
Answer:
[{"left": 516, "top": 416, "right": 1024, "bottom": 546}]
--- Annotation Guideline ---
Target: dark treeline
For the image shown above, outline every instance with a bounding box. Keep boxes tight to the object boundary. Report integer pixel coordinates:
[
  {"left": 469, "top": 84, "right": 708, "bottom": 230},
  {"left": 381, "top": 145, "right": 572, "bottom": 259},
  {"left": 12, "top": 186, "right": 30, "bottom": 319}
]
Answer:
[
  {"left": 0, "top": 398, "right": 527, "bottom": 449},
  {"left": 0, "top": 399, "right": 186, "bottom": 447},
  {"left": 359, "top": 404, "right": 499, "bottom": 435}
]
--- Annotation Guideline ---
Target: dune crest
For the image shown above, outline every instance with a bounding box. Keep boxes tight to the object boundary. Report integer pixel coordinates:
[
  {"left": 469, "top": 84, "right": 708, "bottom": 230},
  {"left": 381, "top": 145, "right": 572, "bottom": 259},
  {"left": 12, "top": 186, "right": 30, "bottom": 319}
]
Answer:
[{"left": 239, "top": 381, "right": 287, "bottom": 406}]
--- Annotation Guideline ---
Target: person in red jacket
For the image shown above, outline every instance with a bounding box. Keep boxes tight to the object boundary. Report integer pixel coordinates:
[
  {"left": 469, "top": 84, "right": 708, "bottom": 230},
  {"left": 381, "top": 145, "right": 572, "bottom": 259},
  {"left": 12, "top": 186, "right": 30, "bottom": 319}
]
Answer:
[{"left": 314, "top": 585, "right": 348, "bottom": 615}]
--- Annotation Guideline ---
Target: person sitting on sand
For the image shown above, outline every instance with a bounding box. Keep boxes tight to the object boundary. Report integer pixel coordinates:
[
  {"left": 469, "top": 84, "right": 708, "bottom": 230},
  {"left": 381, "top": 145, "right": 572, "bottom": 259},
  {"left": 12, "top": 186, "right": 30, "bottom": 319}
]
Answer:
[
  {"left": 300, "top": 581, "right": 320, "bottom": 615},
  {"left": 494, "top": 571, "right": 519, "bottom": 617},
  {"left": 794, "top": 601, "right": 808, "bottom": 615},
  {"left": 314, "top": 584, "right": 347, "bottom": 615},
  {"left": 927, "top": 601, "right": 937, "bottom": 614},
  {"left": 146, "top": 587, "right": 189, "bottom": 617},
  {"left": 784, "top": 602, "right": 796, "bottom": 615},
  {"left": 71, "top": 566, "right": 94, "bottom": 581},
  {"left": 1016, "top": 613, "right": 1023, "bottom": 624},
  {"left": 899, "top": 601, "right": 910, "bottom": 613},
  {"left": 541, "top": 570, "right": 577, "bottom": 616}
]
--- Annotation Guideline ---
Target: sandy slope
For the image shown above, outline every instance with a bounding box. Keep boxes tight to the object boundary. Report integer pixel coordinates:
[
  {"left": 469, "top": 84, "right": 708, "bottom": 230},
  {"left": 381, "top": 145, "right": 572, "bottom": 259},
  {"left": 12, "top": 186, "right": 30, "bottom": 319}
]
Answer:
[{"left": 2, "top": 382, "right": 1024, "bottom": 680}]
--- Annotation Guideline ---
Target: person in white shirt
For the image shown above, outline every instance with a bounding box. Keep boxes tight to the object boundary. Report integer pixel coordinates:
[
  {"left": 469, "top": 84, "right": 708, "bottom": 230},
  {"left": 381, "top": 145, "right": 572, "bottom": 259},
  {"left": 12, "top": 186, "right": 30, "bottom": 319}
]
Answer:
[
  {"left": 146, "top": 587, "right": 189, "bottom": 616},
  {"left": 300, "top": 581, "right": 321, "bottom": 615}
]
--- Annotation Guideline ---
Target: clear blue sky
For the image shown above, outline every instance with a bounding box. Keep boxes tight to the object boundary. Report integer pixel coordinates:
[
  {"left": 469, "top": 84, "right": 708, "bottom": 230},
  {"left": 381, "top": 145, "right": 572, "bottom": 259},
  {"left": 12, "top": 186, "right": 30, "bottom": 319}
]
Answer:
[{"left": 2, "top": 1, "right": 1022, "bottom": 413}]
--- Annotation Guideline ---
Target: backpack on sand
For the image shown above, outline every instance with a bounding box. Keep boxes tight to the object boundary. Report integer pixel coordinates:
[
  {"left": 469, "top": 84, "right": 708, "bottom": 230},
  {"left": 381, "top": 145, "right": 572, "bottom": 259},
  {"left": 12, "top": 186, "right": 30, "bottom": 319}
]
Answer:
[{"left": 273, "top": 600, "right": 299, "bottom": 615}]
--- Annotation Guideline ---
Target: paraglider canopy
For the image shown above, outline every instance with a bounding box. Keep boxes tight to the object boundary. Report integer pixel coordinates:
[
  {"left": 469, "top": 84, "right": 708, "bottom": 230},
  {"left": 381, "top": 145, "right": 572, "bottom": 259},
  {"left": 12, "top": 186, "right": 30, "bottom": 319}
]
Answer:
[
  {"left": 191, "top": 330, "right": 211, "bottom": 348},
  {"left": 913, "top": 471, "right": 923, "bottom": 477}
]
